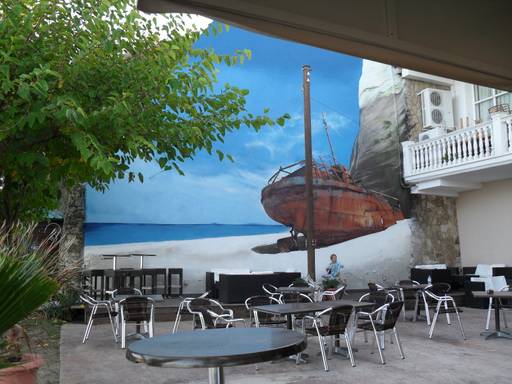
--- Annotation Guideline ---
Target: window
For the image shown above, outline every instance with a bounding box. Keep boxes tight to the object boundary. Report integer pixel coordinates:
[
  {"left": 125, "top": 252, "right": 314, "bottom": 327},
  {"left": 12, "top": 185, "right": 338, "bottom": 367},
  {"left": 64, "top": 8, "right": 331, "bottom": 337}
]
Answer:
[{"left": 474, "top": 86, "right": 510, "bottom": 123}]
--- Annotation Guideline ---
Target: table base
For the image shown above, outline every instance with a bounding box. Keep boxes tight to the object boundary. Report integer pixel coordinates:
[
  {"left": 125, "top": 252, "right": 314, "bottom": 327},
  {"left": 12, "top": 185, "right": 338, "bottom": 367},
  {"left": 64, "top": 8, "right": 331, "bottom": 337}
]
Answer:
[
  {"left": 480, "top": 330, "right": 512, "bottom": 340},
  {"left": 208, "top": 367, "right": 224, "bottom": 384}
]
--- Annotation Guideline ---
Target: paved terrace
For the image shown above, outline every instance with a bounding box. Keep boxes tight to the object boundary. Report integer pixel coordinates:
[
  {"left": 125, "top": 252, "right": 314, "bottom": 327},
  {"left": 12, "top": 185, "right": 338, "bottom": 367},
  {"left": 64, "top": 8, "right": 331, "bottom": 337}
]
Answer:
[{"left": 60, "top": 307, "right": 511, "bottom": 384}]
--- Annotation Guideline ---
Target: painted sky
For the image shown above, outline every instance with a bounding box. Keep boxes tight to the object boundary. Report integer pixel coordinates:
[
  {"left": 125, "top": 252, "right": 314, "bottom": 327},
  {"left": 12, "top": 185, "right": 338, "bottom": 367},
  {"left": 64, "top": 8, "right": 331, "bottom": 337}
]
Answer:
[{"left": 86, "top": 24, "right": 362, "bottom": 224}]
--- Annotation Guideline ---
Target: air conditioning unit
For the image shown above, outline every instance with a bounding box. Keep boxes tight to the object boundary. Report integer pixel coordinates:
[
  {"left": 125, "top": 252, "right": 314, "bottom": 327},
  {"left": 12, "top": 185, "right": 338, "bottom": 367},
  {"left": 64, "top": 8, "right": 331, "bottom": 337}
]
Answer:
[
  {"left": 418, "top": 127, "right": 448, "bottom": 141},
  {"left": 418, "top": 88, "right": 454, "bottom": 130}
]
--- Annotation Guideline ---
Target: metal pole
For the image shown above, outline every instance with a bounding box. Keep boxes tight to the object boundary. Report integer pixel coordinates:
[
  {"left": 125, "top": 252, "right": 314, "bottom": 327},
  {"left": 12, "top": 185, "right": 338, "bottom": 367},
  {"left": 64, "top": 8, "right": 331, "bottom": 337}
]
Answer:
[{"left": 303, "top": 65, "right": 316, "bottom": 280}]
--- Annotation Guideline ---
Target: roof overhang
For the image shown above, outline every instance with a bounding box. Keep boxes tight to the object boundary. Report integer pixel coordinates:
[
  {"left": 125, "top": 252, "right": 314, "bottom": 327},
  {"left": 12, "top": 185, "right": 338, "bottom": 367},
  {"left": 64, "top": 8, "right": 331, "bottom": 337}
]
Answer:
[{"left": 137, "top": 0, "right": 512, "bottom": 91}]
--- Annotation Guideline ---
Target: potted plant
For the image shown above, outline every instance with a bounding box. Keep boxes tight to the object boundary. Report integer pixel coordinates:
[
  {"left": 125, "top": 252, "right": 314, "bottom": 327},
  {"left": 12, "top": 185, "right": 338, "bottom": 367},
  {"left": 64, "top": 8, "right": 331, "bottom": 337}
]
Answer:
[
  {"left": 0, "top": 224, "right": 62, "bottom": 384},
  {"left": 291, "top": 277, "right": 309, "bottom": 287},
  {"left": 322, "top": 278, "right": 340, "bottom": 290}
]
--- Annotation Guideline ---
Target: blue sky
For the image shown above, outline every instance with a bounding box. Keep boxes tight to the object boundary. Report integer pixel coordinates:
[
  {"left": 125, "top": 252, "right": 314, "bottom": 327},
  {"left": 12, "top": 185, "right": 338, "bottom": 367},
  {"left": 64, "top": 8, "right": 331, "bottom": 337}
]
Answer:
[{"left": 86, "top": 24, "right": 362, "bottom": 224}]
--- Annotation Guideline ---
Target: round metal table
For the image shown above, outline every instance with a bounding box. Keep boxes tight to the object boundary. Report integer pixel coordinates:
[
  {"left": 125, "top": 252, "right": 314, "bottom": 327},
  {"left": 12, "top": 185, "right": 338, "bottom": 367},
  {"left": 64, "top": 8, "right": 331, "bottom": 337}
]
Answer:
[{"left": 126, "top": 327, "right": 306, "bottom": 384}]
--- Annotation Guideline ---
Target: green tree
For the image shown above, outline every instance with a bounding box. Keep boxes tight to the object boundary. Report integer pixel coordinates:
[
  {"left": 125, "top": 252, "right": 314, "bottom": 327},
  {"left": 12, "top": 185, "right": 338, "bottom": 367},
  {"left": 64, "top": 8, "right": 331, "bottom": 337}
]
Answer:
[{"left": 0, "top": 0, "right": 288, "bottom": 224}]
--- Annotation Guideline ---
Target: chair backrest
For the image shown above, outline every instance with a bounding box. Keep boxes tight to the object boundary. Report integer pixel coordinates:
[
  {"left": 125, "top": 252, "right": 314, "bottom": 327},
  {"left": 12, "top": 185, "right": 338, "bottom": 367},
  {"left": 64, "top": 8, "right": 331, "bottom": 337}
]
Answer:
[
  {"left": 491, "top": 276, "right": 508, "bottom": 291},
  {"left": 205, "top": 298, "right": 226, "bottom": 316},
  {"left": 359, "top": 291, "right": 394, "bottom": 308},
  {"left": 262, "top": 283, "right": 278, "bottom": 295},
  {"left": 428, "top": 283, "right": 451, "bottom": 296},
  {"left": 121, "top": 296, "right": 152, "bottom": 322},
  {"left": 379, "top": 301, "right": 404, "bottom": 330},
  {"left": 325, "top": 306, "right": 353, "bottom": 335},
  {"left": 80, "top": 293, "right": 97, "bottom": 307},
  {"left": 245, "top": 295, "right": 281, "bottom": 324},
  {"left": 368, "top": 282, "right": 385, "bottom": 292},
  {"left": 188, "top": 298, "right": 215, "bottom": 329}
]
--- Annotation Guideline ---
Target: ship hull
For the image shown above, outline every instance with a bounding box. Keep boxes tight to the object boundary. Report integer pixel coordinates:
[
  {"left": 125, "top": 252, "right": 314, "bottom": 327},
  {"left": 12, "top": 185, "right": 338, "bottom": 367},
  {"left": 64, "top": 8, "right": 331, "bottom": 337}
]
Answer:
[{"left": 261, "top": 176, "right": 403, "bottom": 246}]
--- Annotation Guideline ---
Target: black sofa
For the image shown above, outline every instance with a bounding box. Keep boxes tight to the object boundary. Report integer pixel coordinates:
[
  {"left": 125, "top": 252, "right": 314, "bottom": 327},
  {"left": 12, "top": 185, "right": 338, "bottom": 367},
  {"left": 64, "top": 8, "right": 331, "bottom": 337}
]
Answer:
[{"left": 215, "top": 272, "right": 301, "bottom": 304}]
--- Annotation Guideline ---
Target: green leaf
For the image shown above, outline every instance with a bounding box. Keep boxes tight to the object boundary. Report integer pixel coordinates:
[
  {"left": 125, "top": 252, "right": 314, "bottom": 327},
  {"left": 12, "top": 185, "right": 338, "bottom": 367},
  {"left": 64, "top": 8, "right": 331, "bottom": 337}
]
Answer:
[{"left": 17, "top": 83, "right": 30, "bottom": 101}]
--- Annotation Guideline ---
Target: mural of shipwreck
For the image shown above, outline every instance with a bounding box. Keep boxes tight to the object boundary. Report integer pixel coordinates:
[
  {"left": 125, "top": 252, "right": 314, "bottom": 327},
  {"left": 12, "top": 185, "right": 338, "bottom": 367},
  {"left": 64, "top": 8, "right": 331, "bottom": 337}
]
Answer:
[{"left": 260, "top": 161, "right": 404, "bottom": 252}]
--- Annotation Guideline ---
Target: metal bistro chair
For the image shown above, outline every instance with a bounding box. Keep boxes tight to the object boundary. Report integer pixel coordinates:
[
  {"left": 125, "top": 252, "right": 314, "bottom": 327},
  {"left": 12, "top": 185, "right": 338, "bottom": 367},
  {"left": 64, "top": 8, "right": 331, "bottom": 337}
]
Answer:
[
  {"left": 356, "top": 301, "right": 405, "bottom": 365},
  {"left": 423, "top": 283, "right": 466, "bottom": 340},
  {"left": 172, "top": 291, "right": 210, "bottom": 333},
  {"left": 79, "top": 293, "right": 118, "bottom": 344},
  {"left": 206, "top": 299, "right": 246, "bottom": 328},
  {"left": 187, "top": 298, "right": 245, "bottom": 330},
  {"left": 319, "top": 285, "right": 346, "bottom": 301},
  {"left": 245, "top": 295, "right": 287, "bottom": 327},
  {"left": 279, "top": 293, "right": 313, "bottom": 330},
  {"left": 110, "top": 287, "right": 143, "bottom": 332},
  {"left": 119, "top": 296, "right": 155, "bottom": 349},
  {"left": 262, "top": 283, "right": 280, "bottom": 298},
  {"left": 395, "top": 279, "right": 421, "bottom": 320},
  {"left": 358, "top": 291, "right": 395, "bottom": 346},
  {"left": 302, "top": 305, "right": 355, "bottom": 371}
]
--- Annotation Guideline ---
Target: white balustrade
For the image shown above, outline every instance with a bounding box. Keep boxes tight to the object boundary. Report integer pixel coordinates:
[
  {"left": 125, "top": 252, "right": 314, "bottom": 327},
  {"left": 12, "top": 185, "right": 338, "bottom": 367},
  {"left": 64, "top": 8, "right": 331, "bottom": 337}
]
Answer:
[{"left": 402, "top": 113, "right": 512, "bottom": 178}]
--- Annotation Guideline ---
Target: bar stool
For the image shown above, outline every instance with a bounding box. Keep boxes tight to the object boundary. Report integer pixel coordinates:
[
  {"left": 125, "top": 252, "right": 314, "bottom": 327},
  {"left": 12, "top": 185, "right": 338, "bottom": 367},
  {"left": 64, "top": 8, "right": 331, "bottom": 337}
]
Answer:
[{"left": 168, "top": 268, "right": 183, "bottom": 297}]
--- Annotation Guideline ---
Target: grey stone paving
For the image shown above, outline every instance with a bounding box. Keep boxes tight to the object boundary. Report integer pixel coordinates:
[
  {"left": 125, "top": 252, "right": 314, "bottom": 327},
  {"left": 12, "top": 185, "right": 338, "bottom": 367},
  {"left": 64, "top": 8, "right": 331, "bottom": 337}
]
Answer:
[{"left": 61, "top": 307, "right": 512, "bottom": 384}]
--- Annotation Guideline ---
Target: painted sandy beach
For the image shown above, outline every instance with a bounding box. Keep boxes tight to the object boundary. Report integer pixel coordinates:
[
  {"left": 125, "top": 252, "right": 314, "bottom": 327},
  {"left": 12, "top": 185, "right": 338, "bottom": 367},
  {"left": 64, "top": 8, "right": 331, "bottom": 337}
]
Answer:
[{"left": 84, "top": 219, "right": 412, "bottom": 293}]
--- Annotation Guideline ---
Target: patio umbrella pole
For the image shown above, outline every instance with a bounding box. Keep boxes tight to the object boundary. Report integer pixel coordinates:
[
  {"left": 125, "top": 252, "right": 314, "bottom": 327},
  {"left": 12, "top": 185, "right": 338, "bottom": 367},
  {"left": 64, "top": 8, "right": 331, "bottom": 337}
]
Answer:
[{"left": 303, "top": 65, "right": 316, "bottom": 280}]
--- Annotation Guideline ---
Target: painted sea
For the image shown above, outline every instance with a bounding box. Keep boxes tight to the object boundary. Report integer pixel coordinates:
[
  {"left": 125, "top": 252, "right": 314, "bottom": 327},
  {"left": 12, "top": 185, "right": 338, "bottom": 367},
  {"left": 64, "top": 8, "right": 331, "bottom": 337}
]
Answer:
[{"left": 84, "top": 223, "right": 287, "bottom": 246}]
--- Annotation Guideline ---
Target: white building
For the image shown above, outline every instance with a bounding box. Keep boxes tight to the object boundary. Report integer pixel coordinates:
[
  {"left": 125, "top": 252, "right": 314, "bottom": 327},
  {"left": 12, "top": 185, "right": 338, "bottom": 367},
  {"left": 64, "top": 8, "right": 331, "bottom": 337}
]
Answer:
[{"left": 400, "top": 70, "right": 512, "bottom": 267}]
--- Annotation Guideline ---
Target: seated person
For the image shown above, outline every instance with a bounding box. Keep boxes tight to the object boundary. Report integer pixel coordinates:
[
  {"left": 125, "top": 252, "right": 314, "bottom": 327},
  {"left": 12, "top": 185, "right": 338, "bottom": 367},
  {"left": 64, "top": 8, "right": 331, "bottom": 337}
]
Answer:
[{"left": 323, "top": 253, "right": 343, "bottom": 280}]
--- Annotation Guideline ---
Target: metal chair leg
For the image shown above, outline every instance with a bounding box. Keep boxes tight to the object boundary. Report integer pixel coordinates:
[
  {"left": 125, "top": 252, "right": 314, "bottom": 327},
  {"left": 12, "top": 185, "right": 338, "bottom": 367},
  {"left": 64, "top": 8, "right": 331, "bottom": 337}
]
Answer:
[
  {"left": 107, "top": 309, "right": 118, "bottom": 343},
  {"left": 317, "top": 334, "right": 329, "bottom": 371},
  {"left": 444, "top": 300, "right": 451, "bottom": 325},
  {"left": 453, "top": 302, "right": 466, "bottom": 340},
  {"left": 485, "top": 297, "right": 493, "bottom": 330},
  {"left": 372, "top": 325, "right": 385, "bottom": 365},
  {"left": 422, "top": 292, "right": 431, "bottom": 325},
  {"left": 344, "top": 333, "right": 356, "bottom": 367},
  {"left": 393, "top": 328, "right": 405, "bottom": 359},
  {"left": 82, "top": 309, "right": 95, "bottom": 344},
  {"left": 429, "top": 301, "right": 442, "bottom": 339}
]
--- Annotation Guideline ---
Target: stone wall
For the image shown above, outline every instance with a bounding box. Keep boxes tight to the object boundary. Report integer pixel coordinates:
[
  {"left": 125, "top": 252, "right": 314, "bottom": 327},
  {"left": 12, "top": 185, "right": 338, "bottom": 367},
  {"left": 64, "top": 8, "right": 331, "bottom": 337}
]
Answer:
[{"left": 402, "top": 76, "right": 460, "bottom": 267}]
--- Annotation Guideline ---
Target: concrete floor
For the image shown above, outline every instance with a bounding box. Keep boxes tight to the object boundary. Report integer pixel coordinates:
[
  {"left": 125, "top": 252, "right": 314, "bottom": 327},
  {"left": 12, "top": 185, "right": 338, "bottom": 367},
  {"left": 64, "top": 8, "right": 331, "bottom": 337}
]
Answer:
[{"left": 60, "top": 307, "right": 512, "bottom": 384}]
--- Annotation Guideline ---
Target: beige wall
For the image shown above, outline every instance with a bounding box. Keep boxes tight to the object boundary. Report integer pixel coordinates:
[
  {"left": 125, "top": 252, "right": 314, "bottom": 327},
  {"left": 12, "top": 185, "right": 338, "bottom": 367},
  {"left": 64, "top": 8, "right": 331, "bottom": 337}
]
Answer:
[{"left": 457, "top": 179, "right": 512, "bottom": 266}]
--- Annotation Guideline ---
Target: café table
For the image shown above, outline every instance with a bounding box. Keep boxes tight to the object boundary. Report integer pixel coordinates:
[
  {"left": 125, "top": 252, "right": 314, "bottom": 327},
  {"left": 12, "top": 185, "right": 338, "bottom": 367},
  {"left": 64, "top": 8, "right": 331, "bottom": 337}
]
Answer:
[
  {"left": 126, "top": 327, "right": 306, "bottom": 384},
  {"left": 253, "top": 299, "right": 372, "bottom": 330},
  {"left": 473, "top": 291, "right": 512, "bottom": 340},
  {"left": 253, "top": 299, "right": 374, "bottom": 361}
]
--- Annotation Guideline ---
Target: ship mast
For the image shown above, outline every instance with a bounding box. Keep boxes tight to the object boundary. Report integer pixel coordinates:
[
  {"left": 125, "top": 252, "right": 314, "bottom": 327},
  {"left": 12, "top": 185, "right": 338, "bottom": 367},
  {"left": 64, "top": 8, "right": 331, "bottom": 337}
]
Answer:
[
  {"left": 322, "top": 112, "right": 337, "bottom": 166},
  {"left": 303, "top": 65, "right": 316, "bottom": 280}
]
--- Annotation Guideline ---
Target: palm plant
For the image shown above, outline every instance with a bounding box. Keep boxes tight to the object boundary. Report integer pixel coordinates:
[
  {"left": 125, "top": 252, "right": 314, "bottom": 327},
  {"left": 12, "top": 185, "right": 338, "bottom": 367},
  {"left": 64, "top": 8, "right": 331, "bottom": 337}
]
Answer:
[{"left": 0, "top": 222, "right": 77, "bottom": 366}]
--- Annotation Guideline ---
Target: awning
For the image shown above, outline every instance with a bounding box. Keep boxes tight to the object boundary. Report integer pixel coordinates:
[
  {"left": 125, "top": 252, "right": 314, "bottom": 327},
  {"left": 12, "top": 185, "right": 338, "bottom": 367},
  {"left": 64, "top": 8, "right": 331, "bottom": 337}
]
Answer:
[{"left": 137, "top": 0, "right": 512, "bottom": 91}]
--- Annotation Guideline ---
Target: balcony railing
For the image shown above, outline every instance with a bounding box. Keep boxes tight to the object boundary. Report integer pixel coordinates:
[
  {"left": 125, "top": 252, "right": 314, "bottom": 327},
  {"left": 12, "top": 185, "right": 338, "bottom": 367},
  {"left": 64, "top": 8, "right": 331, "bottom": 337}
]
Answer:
[{"left": 402, "top": 112, "right": 512, "bottom": 179}]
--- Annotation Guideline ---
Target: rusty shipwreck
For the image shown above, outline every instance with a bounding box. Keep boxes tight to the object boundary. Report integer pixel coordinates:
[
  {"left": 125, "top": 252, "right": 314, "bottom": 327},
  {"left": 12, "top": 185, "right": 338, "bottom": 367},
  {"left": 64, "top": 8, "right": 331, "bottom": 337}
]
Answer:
[{"left": 261, "top": 161, "right": 404, "bottom": 250}]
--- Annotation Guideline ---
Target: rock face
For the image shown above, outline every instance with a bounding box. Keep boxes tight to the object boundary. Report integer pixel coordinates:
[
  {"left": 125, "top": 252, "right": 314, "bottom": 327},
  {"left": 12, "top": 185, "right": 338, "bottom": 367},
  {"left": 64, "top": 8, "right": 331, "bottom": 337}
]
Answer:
[
  {"left": 350, "top": 60, "right": 460, "bottom": 266},
  {"left": 350, "top": 61, "right": 412, "bottom": 213}
]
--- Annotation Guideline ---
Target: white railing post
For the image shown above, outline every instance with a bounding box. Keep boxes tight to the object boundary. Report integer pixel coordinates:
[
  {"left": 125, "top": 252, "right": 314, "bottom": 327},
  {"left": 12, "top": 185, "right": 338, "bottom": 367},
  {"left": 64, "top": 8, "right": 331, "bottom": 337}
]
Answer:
[
  {"left": 490, "top": 111, "right": 508, "bottom": 156},
  {"left": 401, "top": 141, "right": 415, "bottom": 177}
]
